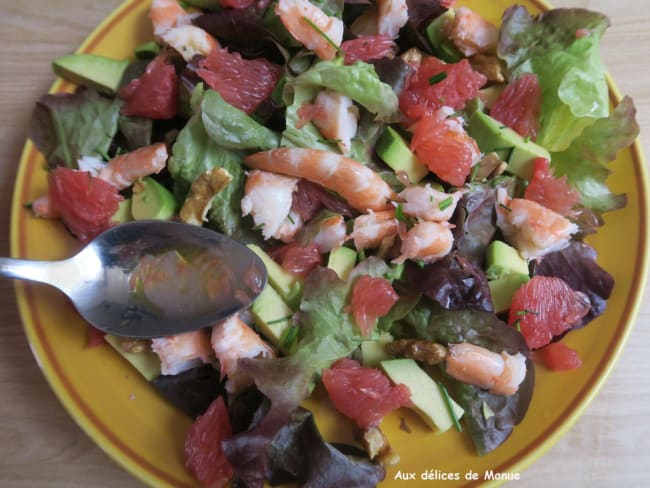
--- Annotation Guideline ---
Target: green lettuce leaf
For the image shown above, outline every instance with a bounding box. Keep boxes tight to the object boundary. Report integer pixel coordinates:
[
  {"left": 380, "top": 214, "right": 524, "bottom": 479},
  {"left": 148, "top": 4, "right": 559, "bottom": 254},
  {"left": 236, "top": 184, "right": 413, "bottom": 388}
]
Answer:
[
  {"left": 29, "top": 88, "right": 122, "bottom": 168},
  {"left": 281, "top": 82, "right": 339, "bottom": 151},
  {"left": 291, "top": 59, "right": 399, "bottom": 122},
  {"left": 551, "top": 96, "right": 639, "bottom": 215},
  {"left": 201, "top": 89, "right": 280, "bottom": 151},
  {"left": 293, "top": 267, "right": 361, "bottom": 373},
  {"left": 168, "top": 109, "right": 255, "bottom": 240},
  {"left": 498, "top": 7, "right": 610, "bottom": 151}
]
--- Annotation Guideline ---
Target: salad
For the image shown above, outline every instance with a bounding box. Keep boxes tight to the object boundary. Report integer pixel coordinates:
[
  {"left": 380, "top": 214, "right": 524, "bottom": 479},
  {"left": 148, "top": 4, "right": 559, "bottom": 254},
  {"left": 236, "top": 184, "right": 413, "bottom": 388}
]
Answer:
[{"left": 25, "top": 0, "right": 640, "bottom": 487}]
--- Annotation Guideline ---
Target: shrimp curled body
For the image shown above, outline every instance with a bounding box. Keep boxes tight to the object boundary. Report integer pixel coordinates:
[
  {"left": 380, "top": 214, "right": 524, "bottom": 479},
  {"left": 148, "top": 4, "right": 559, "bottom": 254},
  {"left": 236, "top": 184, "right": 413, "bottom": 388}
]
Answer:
[
  {"left": 445, "top": 342, "right": 527, "bottom": 396},
  {"left": 244, "top": 148, "right": 395, "bottom": 213}
]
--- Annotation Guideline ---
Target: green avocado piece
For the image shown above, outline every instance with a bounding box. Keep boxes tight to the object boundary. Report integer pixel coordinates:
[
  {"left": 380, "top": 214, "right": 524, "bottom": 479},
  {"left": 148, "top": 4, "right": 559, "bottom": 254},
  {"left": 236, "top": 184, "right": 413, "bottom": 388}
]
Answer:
[
  {"left": 361, "top": 332, "right": 393, "bottom": 367},
  {"left": 247, "top": 244, "right": 303, "bottom": 309},
  {"left": 381, "top": 358, "right": 464, "bottom": 432},
  {"left": 425, "top": 10, "right": 463, "bottom": 63},
  {"left": 52, "top": 53, "right": 129, "bottom": 95},
  {"left": 488, "top": 273, "right": 530, "bottom": 314},
  {"left": 376, "top": 126, "right": 429, "bottom": 184},
  {"left": 131, "top": 177, "right": 177, "bottom": 221},
  {"left": 467, "top": 110, "right": 550, "bottom": 180},
  {"left": 485, "top": 241, "right": 529, "bottom": 280},
  {"left": 327, "top": 246, "right": 357, "bottom": 281},
  {"left": 111, "top": 198, "right": 133, "bottom": 224},
  {"left": 104, "top": 334, "right": 161, "bottom": 381},
  {"left": 251, "top": 284, "right": 294, "bottom": 348},
  {"left": 134, "top": 41, "right": 161, "bottom": 60}
]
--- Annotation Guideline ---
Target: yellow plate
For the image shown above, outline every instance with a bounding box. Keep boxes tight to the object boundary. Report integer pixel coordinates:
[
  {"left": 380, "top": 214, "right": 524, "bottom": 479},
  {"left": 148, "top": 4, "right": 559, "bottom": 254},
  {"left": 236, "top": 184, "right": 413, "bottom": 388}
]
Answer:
[{"left": 10, "top": 0, "right": 649, "bottom": 486}]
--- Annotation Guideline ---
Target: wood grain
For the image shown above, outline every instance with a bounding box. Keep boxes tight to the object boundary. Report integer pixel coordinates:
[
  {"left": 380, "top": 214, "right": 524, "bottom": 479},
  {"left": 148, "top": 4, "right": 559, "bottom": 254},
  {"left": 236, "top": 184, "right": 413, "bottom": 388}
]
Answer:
[{"left": 0, "top": 1, "right": 648, "bottom": 487}]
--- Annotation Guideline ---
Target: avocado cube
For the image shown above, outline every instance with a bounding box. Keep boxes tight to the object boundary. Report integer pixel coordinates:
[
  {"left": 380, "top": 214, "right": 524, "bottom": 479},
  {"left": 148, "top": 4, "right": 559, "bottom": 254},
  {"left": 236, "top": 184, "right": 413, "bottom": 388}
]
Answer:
[
  {"left": 425, "top": 10, "right": 463, "bottom": 63},
  {"left": 104, "top": 334, "right": 161, "bottom": 381},
  {"left": 327, "top": 246, "right": 357, "bottom": 281},
  {"left": 488, "top": 273, "right": 530, "bottom": 314},
  {"left": 247, "top": 244, "right": 303, "bottom": 309},
  {"left": 131, "top": 177, "right": 177, "bottom": 221},
  {"left": 467, "top": 110, "right": 550, "bottom": 181},
  {"left": 111, "top": 198, "right": 133, "bottom": 224},
  {"left": 485, "top": 241, "right": 529, "bottom": 280},
  {"left": 381, "top": 358, "right": 464, "bottom": 432},
  {"left": 361, "top": 332, "right": 394, "bottom": 367},
  {"left": 52, "top": 53, "right": 129, "bottom": 95},
  {"left": 251, "top": 284, "right": 293, "bottom": 347},
  {"left": 376, "top": 126, "right": 429, "bottom": 184}
]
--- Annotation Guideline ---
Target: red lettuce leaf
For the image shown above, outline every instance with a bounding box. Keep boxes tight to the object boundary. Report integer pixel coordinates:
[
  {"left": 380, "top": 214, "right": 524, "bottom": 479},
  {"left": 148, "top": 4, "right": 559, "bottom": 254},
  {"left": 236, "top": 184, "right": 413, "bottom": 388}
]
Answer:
[
  {"left": 151, "top": 364, "right": 225, "bottom": 419},
  {"left": 405, "top": 253, "right": 494, "bottom": 313},
  {"left": 452, "top": 184, "right": 498, "bottom": 267}
]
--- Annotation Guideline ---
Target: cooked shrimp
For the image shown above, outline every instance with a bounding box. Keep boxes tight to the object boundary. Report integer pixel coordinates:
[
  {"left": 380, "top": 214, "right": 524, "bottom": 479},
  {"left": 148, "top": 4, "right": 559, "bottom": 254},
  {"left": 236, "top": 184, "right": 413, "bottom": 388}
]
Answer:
[
  {"left": 77, "top": 155, "right": 106, "bottom": 176},
  {"left": 495, "top": 188, "right": 578, "bottom": 260},
  {"left": 393, "top": 221, "right": 454, "bottom": 264},
  {"left": 312, "top": 90, "right": 359, "bottom": 154},
  {"left": 445, "top": 342, "right": 527, "bottom": 396},
  {"left": 211, "top": 314, "right": 276, "bottom": 394},
  {"left": 161, "top": 25, "right": 218, "bottom": 62},
  {"left": 241, "top": 169, "right": 304, "bottom": 242},
  {"left": 150, "top": 0, "right": 193, "bottom": 37},
  {"left": 350, "top": 210, "right": 398, "bottom": 250},
  {"left": 275, "top": 0, "right": 344, "bottom": 60},
  {"left": 376, "top": 0, "right": 408, "bottom": 40},
  {"left": 244, "top": 148, "right": 395, "bottom": 213},
  {"left": 398, "top": 185, "right": 462, "bottom": 222},
  {"left": 448, "top": 7, "right": 498, "bottom": 57},
  {"left": 30, "top": 194, "right": 59, "bottom": 219},
  {"left": 98, "top": 143, "right": 168, "bottom": 190},
  {"left": 151, "top": 329, "right": 214, "bottom": 376},
  {"left": 311, "top": 214, "right": 347, "bottom": 253}
]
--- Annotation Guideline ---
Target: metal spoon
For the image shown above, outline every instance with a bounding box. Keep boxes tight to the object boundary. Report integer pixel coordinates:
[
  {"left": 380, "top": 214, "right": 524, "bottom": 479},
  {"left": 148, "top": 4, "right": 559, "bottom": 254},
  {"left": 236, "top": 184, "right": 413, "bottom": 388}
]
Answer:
[{"left": 2, "top": 220, "right": 267, "bottom": 338}]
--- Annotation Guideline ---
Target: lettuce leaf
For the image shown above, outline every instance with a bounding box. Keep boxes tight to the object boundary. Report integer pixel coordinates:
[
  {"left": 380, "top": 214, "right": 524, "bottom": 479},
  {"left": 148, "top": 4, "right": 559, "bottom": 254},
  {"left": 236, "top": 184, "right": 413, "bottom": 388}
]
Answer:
[
  {"left": 498, "top": 7, "right": 610, "bottom": 151},
  {"left": 29, "top": 88, "right": 122, "bottom": 168},
  {"left": 291, "top": 59, "right": 399, "bottom": 122},
  {"left": 550, "top": 96, "right": 639, "bottom": 216},
  {"left": 201, "top": 89, "right": 280, "bottom": 151},
  {"left": 404, "top": 253, "right": 494, "bottom": 313},
  {"left": 168, "top": 109, "right": 254, "bottom": 240},
  {"left": 281, "top": 81, "right": 339, "bottom": 151}
]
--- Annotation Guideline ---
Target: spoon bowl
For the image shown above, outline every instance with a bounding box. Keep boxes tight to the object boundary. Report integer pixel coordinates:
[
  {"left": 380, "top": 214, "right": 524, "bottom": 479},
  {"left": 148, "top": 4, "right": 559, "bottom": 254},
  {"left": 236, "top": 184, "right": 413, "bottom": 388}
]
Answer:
[{"left": 2, "top": 221, "right": 267, "bottom": 338}]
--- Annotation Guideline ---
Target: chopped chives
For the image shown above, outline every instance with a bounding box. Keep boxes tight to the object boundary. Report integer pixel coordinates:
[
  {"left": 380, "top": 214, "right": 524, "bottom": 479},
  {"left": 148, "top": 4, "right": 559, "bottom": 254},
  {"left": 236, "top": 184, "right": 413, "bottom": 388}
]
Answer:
[
  {"left": 416, "top": 259, "right": 425, "bottom": 269},
  {"left": 395, "top": 203, "right": 406, "bottom": 222},
  {"left": 280, "top": 324, "right": 299, "bottom": 350},
  {"left": 470, "top": 163, "right": 482, "bottom": 182},
  {"left": 267, "top": 315, "right": 293, "bottom": 325},
  {"left": 428, "top": 72, "right": 448, "bottom": 85},
  {"left": 513, "top": 319, "right": 521, "bottom": 332},
  {"left": 287, "top": 213, "right": 295, "bottom": 224},
  {"left": 438, "top": 196, "right": 454, "bottom": 211},
  {"left": 302, "top": 16, "right": 342, "bottom": 54},
  {"left": 438, "top": 382, "right": 463, "bottom": 432},
  {"left": 499, "top": 203, "right": 512, "bottom": 212},
  {"left": 516, "top": 309, "right": 539, "bottom": 316}
]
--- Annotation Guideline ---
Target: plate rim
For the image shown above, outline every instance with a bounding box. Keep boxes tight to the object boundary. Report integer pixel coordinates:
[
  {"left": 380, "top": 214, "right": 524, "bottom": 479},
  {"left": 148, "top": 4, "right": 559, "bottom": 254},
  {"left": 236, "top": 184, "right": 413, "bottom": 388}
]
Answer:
[{"left": 9, "top": 0, "right": 650, "bottom": 486}]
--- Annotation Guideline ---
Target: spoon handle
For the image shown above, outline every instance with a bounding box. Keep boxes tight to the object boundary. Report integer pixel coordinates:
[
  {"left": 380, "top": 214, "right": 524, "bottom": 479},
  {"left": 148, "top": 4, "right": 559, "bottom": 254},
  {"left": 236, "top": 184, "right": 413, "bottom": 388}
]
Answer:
[{"left": 0, "top": 257, "right": 65, "bottom": 289}]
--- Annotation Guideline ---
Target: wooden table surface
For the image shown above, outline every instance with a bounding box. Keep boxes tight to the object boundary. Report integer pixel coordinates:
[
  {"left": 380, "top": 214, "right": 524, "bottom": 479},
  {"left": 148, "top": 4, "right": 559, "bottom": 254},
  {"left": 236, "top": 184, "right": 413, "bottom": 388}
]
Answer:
[{"left": 0, "top": 1, "right": 648, "bottom": 487}]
